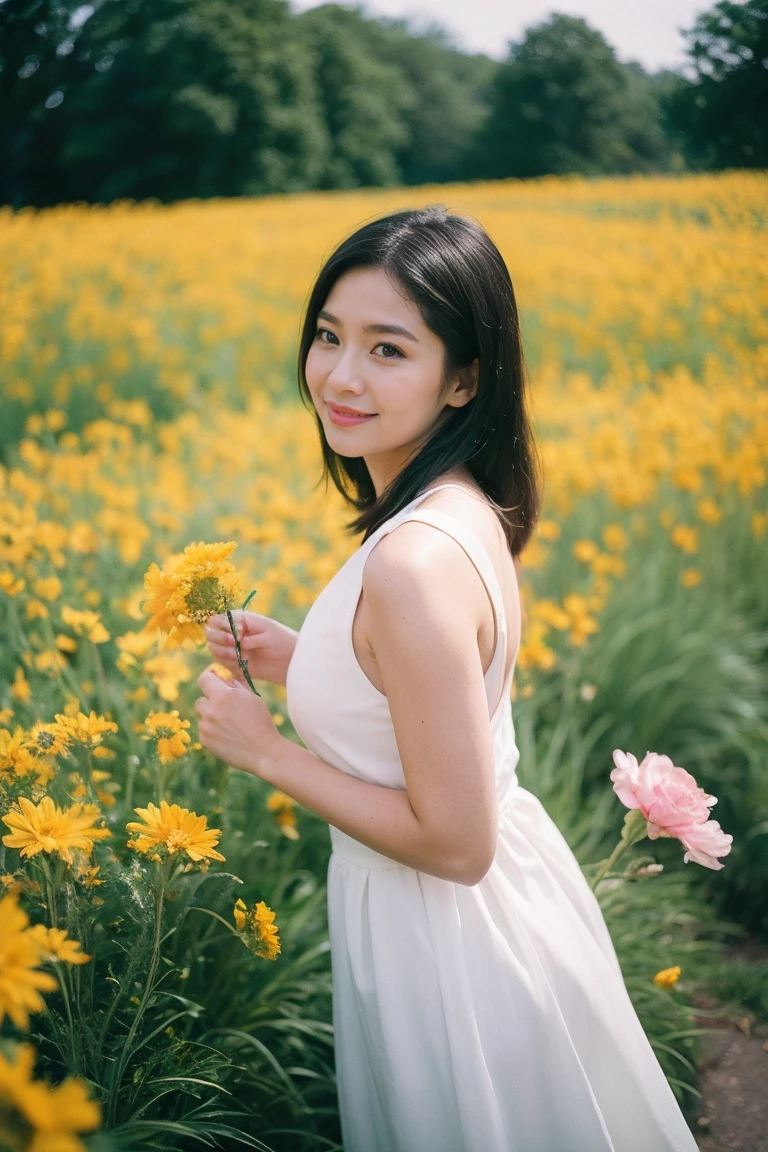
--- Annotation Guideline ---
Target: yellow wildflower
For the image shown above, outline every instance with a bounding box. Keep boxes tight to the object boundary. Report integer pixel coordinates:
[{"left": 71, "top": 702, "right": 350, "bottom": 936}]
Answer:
[
  {"left": 142, "top": 540, "right": 243, "bottom": 649},
  {"left": 26, "top": 924, "right": 93, "bottom": 966},
  {"left": 53, "top": 710, "right": 118, "bottom": 748},
  {"left": 141, "top": 710, "right": 192, "bottom": 763},
  {"left": 60, "top": 604, "right": 110, "bottom": 643},
  {"left": 24, "top": 722, "right": 71, "bottom": 761},
  {"left": 126, "top": 800, "right": 226, "bottom": 864},
  {"left": 266, "top": 790, "right": 299, "bottom": 840},
  {"left": 653, "top": 965, "right": 681, "bottom": 989},
  {"left": 0, "top": 728, "right": 40, "bottom": 782},
  {"left": 10, "top": 666, "right": 31, "bottom": 704},
  {"left": 1, "top": 796, "right": 112, "bottom": 865},
  {"left": 0, "top": 1041, "right": 101, "bottom": 1146},
  {"left": 33, "top": 576, "right": 62, "bottom": 601},
  {"left": 0, "top": 892, "right": 58, "bottom": 1029},
  {"left": 0, "top": 570, "right": 26, "bottom": 596},
  {"left": 233, "top": 897, "right": 281, "bottom": 961}
]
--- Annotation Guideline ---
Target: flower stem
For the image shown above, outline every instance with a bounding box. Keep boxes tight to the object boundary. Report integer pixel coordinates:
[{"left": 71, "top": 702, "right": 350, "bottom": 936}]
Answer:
[
  {"left": 105, "top": 858, "right": 168, "bottom": 1127},
  {"left": 226, "top": 608, "right": 261, "bottom": 696}
]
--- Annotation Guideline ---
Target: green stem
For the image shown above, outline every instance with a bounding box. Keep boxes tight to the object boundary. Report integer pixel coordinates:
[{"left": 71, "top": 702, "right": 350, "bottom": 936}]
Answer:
[
  {"left": 226, "top": 608, "right": 261, "bottom": 696},
  {"left": 105, "top": 858, "right": 169, "bottom": 1128},
  {"left": 588, "top": 838, "right": 630, "bottom": 892},
  {"left": 40, "top": 856, "right": 79, "bottom": 1073},
  {"left": 588, "top": 808, "right": 649, "bottom": 893}
]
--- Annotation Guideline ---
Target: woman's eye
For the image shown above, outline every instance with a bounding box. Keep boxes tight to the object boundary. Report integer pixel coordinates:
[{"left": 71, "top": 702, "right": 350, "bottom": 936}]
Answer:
[
  {"left": 376, "top": 342, "right": 404, "bottom": 360},
  {"left": 314, "top": 326, "right": 338, "bottom": 344}
]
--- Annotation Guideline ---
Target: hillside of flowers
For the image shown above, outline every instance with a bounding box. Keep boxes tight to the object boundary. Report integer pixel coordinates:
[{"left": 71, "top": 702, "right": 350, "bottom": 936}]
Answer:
[{"left": 0, "top": 171, "right": 766, "bottom": 1150}]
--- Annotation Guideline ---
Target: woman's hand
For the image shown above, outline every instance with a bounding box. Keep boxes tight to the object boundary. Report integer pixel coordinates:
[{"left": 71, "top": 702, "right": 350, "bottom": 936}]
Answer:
[
  {"left": 204, "top": 610, "right": 299, "bottom": 687},
  {"left": 194, "top": 666, "right": 283, "bottom": 776}
]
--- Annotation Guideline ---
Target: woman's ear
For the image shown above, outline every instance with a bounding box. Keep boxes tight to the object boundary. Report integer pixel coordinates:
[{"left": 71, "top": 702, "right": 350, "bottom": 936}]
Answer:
[{"left": 448, "top": 358, "right": 479, "bottom": 408}]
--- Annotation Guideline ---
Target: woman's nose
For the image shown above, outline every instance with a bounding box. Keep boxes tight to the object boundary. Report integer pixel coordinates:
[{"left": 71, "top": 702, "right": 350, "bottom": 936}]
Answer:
[{"left": 325, "top": 348, "right": 366, "bottom": 390}]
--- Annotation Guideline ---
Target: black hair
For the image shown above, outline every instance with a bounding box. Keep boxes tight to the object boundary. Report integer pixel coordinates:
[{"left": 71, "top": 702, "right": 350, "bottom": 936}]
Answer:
[{"left": 296, "top": 204, "right": 543, "bottom": 559}]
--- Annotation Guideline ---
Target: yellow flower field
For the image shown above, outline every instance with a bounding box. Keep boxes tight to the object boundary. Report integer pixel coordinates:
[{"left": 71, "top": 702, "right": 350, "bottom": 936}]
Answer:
[{"left": 0, "top": 171, "right": 766, "bottom": 1147}]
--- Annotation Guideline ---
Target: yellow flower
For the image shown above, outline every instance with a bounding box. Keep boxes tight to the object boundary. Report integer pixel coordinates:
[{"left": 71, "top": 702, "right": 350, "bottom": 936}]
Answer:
[
  {"left": 0, "top": 1041, "right": 101, "bottom": 1146},
  {"left": 1, "top": 796, "right": 112, "bottom": 865},
  {"left": 233, "top": 897, "right": 248, "bottom": 932},
  {"left": 60, "top": 604, "right": 110, "bottom": 643},
  {"left": 142, "top": 540, "right": 243, "bottom": 649},
  {"left": 25, "top": 721, "right": 72, "bottom": 759},
  {"left": 266, "top": 790, "right": 299, "bottom": 840},
  {"left": 0, "top": 570, "right": 26, "bottom": 596},
  {"left": 252, "top": 901, "right": 281, "bottom": 960},
  {"left": 142, "top": 650, "right": 194, "bottom": 702},
  {"left": 670, "top": 524, "right": 698, "bottom": 553},
  {"left": 126, "top": 800, "right": 226, "bottom": 864},
  {"left": 53, "top": 710, "right": 118, "bottom": 748},
  {"left": 10, "top": 666, "right": 31, "bottom": 703},
  {"left": 233, "top": 897, "right": 281, "bottom": 961},
  {"left": 0, "top": 727, "right": 41, "bottom": 782},
  {"left": 141, "top": 710, "right": 192, "bottom": 763},
  {"left": 653, "top": 965, "right": 681, "bottom": 989},
  {"left": 26, "top": 924, "right": 93, "bottom": 966},
  {"left": 0, "top": 892, "right": 59, "bottom": 1029},
  {"left": 33, "top": 576, "right": 62, "bottom": 601}
]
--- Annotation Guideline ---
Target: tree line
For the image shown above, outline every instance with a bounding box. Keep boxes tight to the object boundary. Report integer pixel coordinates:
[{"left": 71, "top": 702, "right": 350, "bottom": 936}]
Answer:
[{"left": 0, "top": 0, "right": 765, "bottom": 209}]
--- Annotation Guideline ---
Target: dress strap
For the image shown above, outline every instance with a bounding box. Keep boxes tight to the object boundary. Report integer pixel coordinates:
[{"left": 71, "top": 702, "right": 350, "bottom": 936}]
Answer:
[{"left": 391, "top": 505, "right": 509, "bottom": 723}]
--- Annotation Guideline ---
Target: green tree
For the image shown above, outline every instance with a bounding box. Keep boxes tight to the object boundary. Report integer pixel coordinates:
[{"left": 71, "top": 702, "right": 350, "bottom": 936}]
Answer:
[
  {"left": 661, "top": 0, "right": 768, "bottom": 169},
  {"left": 473, "top": 13, "right": 673, "bottom": 179},
  {"left": 0, "top": 0, "right": 328, "bottom": 207},
  {"left": 294, "top": 3, "right": 415, "bottom": 189},
  {"left": 297, "top": 6, "right": 496, "bottom": 186}
]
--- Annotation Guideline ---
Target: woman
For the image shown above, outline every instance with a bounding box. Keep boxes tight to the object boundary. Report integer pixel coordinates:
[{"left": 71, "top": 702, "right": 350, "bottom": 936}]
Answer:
[{"left": 196, "top": 206, "right": 700, "bottom": 1151}]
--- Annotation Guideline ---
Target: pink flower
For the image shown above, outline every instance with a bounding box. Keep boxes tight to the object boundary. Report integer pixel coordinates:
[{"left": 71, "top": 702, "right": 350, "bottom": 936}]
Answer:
[{"left": 610, "top": 749, "right": 733, "bottom": 870}]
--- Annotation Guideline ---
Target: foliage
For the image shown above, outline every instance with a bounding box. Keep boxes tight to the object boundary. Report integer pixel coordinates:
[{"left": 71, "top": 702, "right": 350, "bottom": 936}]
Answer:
[
  {"left": 661, "top": 0, "right": 768, "bottom": 169},
  {"left": 3, "top": 0, "right": 762, "bottom": 209},
  {"left": 474, "top": 14, "right": 674, "bottom": 178}
]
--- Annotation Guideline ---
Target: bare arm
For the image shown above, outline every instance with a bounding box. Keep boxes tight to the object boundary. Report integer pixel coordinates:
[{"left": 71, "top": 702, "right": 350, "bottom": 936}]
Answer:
[{"left": 257, "top": 524, "right": 499, "bottom": 885}]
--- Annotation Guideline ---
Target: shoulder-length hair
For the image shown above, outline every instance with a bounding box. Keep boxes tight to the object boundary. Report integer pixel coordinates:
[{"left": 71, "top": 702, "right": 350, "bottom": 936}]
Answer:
[{"left": 296, "top": 204, "right": 543, "bottom": 559}]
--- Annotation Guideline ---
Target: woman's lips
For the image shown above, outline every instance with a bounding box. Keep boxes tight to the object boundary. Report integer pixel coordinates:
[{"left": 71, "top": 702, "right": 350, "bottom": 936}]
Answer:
[{"left": 327, "top": 404, "right": 377, "bottom": 427}]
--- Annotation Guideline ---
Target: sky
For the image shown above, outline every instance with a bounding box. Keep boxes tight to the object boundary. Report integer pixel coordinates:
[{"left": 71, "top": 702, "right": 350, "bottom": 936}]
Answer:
[{"left": 288, "top": 0, "right": 709, "bottom": 72}]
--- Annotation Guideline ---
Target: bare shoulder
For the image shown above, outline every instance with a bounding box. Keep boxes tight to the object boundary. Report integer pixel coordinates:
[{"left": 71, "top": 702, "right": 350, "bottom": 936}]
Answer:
[{"left": 362, "top": 519, "right": 485, "bottom": 622}]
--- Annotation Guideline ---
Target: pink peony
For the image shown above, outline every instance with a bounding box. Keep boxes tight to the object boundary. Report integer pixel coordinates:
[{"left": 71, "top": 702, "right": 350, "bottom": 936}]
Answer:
[{"left": 610, "top": 749, "right": 733, "bottom": 870}]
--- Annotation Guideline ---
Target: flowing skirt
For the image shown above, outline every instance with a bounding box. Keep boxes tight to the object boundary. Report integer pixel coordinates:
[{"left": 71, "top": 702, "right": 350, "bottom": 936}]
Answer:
[{"left": 327, "top": 786, "right": 700, "bottom": 1152}]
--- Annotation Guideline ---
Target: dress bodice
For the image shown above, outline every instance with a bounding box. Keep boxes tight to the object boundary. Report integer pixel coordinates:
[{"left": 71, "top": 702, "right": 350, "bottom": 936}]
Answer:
[{"left": 285, "top": 483, "right": 521, "bottom": 807}]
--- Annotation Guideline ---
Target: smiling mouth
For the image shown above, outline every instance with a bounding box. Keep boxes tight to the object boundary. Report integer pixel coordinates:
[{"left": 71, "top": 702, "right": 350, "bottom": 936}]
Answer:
[{"left": 327, "top": 403, "right": 377, "bottom": 417}]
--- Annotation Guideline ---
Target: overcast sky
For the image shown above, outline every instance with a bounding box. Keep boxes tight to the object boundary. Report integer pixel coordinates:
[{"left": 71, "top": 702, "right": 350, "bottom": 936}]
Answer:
[{"left": 288, "top": 0, "right": 708, "bottom": 71}]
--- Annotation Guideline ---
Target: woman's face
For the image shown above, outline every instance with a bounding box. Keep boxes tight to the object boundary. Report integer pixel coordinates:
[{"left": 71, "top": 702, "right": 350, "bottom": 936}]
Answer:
[{"left": 304, "top": 266, "right": 477, "bottom": 496}]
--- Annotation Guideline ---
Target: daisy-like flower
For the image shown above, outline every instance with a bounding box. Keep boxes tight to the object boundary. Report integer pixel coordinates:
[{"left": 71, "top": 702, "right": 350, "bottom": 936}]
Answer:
[
  {"left": 53, "top": 711, "right": 119, "bottom": 749},
  {"left": 25, "top": 721, "right": 72, "bottom": 760},
  {"left": 125, "top": 800, "right": 226, "bottom": 866},
  {"left": 266, "top": 790, "right": 299, "bottom": 840},
  {"left": 142, "top": 540, "right": 243, "bottom": 649},
  {"left": 141, "top": 710, "right": 192, "bottom": 763},
  {"left": 0, "top": 727, "right": 40, "bottom": 783},
  {"left": 26, "top": 924, "right": 93, "bottom": 966},
  {"left": 0, "top": 1041, "right": 102, "bottom": 1146},
  {"left": 60, "top": 604, "right": 110, "bottom": 644},
  {"left": 233, "top": 897, "right": 281, "bottom": 961},
  {"left": 1, "top": 796, "right": 112, "bottom": 865},
  {"left": 0, "top": 891, "right": 58, "bottom": 1029}
]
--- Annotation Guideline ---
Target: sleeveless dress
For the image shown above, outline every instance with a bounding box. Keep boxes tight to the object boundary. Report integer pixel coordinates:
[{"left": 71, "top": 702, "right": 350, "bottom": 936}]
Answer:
[{"left": 285, "top": 483, "right": 700, "bottom": 1152}]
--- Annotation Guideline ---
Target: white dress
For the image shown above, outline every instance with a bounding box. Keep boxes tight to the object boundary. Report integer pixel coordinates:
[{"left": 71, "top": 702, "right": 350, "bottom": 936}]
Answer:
[{"left": 286, "top": 483, "right": 700, "bottom": 1152}]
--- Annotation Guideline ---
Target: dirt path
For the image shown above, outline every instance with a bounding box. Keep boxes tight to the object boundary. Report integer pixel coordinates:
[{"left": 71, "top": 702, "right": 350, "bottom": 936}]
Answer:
[{"left": 691, "top": 940, "right": 768, "bottom": 1152}]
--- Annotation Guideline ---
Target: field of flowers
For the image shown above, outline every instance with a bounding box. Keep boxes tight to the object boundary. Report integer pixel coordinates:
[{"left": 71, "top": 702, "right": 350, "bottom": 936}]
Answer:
[{"left": 1, "top": 171, "right": 767, "bottom": 1150}]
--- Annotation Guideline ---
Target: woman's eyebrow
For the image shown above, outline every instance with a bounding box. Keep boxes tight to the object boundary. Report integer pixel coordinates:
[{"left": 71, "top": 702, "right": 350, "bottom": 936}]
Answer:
[{"left": 317, "top": 309, "right": 419, "bottom": 342}]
